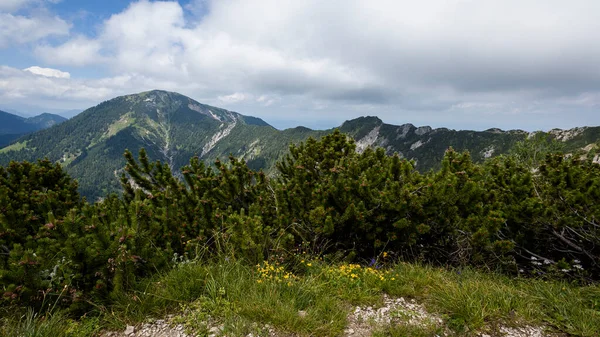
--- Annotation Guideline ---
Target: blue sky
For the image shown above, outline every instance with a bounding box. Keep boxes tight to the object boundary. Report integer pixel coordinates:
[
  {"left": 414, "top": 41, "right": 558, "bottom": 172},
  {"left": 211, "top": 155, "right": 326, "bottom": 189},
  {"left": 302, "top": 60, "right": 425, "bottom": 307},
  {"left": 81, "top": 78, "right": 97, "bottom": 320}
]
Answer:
[{"left": 1, "top": 0, "right": 600, "bottom": 131}]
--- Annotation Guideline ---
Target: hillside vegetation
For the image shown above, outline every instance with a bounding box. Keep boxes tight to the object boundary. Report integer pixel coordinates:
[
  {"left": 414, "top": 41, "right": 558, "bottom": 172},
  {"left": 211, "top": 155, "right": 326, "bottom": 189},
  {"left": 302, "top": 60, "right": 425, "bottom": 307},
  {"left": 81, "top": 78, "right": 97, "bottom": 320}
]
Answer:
[
  {"left": 2, "top": 90, "right": 600, "bottom": 201},
  {"left": 1, "top": 131, "right": 600, "bottom": 336}
]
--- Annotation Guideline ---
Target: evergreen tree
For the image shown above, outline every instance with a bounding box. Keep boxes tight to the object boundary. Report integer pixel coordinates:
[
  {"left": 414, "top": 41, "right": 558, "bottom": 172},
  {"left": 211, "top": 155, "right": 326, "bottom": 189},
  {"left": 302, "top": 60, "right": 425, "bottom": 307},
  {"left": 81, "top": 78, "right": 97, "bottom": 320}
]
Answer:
[
  {"left": 276, "top": 130, "right": 426, "bottom": 258},
  {"left": 0, "top": 159, "right": 83, "bottom": 305}
]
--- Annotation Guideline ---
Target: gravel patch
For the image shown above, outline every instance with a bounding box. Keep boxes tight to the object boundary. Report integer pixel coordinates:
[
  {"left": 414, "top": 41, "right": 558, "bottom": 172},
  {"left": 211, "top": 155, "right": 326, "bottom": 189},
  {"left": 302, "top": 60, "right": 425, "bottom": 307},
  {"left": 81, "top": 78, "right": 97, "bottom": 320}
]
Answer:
[
  {"left": 101, "top": 295, "right": 555, "bottom": 337},
  {"left": 101, "top": 319, "right": 190, "bottom": 337},
  {"left": 100, "top": 317, "right": 278, "bottom": 337},
  {"left": 344, "top": 294, "right": 445, "bottom": 336}
]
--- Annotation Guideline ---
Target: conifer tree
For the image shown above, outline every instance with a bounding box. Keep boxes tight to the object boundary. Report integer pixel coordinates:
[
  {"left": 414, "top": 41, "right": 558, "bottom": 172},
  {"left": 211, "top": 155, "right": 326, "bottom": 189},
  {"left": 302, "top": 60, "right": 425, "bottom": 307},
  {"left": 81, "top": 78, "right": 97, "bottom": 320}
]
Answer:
[
  {"left": 275, "top": 130, "right": 427, "bottom": 258},
  {"left": 120, "top": 149, "right": 277, "bottom": 263}
]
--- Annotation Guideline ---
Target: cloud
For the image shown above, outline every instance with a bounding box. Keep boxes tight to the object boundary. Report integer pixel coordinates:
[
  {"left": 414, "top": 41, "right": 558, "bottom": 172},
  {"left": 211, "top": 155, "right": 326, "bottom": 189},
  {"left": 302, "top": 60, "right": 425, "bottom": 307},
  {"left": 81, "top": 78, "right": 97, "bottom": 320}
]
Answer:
[
  {"left": 0, "top": 12, "right": 69, "bottom": 47},
  {"left": 218, "top": 92, "right": 251, "bottom": 104},
  {"left": 24, "top": 66, "right": 70, "bottom": 78},
  {"left": 37, "top": 1, "right": 385, "bottom": 100},
  {"left": 0, "top": 66, "right": 205, "bottom": 110},
  {"left": 0, "top": 0, "right": 34, "bottom": 12},
  {"left": 0, "top": 0, "right": 63, "bottom": 12},
  {"left": 4, "top": 0, "right": 600, "bottom": 130},
  {"left": 36, "top": 37, "right": 104, "bottom": 66},
  {"left": 0, "top": 66, "right": 114, "bottom": 103},
  {"left": 256, "top": 95, "right": 275, "bottom": 106}
]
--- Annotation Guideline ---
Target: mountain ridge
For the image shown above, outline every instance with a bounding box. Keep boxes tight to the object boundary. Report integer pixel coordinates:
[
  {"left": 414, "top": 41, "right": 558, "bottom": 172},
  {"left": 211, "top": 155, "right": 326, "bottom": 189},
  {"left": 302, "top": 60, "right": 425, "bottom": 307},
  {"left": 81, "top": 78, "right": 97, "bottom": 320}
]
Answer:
[
  {"left": 0, "top": 110, "right": 66, "bottom": 147},
  {"left": 1, "top": 90, "right": 599, "bottom": 200}
]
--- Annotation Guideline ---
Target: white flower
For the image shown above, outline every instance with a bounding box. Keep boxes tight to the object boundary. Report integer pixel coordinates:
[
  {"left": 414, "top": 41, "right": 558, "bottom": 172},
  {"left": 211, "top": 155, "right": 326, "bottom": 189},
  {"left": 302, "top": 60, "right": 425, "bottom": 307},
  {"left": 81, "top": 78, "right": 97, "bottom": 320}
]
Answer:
[
  {"left": 532, "top": 261, "right": 542, "bottom": 266},
  {"left": 573, "top": 259, "right": 581, "bottom": 264},
  {"left": 543, "top": 259, "right": 552, "bottom": 265},
  {"left": 574, "top": 264, "right": 583, "bottom": 270},
  {"left": 530, "top": 256, "right": 538, "bottom": 260},
  {"left": 561, "top": 269, "right": 571, "bottom": 272}
]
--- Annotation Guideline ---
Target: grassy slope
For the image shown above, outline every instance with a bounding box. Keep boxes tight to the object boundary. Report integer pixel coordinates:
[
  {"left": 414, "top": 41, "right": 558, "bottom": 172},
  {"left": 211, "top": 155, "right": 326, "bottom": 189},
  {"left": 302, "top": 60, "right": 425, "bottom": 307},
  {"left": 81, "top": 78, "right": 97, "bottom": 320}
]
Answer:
[{"left": 3, "top": 259, "right": 599, "bottom": 337}]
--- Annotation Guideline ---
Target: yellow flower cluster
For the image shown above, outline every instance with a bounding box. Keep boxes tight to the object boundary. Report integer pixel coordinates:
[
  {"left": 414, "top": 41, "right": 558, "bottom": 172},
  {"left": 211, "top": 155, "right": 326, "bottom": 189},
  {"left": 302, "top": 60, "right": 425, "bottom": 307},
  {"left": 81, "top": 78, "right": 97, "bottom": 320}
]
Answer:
[
  {"left": 256, "top": 261, "right": 297, "bottom": 286},
  {"left": 330, "top": 263, "right": 362, "bottom": 279},
  {"left": 324, "top": 263, "right": 398, "bottom": 283}
]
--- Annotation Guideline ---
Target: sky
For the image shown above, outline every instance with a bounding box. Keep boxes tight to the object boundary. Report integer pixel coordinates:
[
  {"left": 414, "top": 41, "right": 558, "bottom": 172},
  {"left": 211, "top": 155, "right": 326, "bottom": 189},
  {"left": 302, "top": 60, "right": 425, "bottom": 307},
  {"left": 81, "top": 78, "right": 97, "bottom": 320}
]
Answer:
[{"left": 1, "top": 0, "right": 599, "bottom": 131}]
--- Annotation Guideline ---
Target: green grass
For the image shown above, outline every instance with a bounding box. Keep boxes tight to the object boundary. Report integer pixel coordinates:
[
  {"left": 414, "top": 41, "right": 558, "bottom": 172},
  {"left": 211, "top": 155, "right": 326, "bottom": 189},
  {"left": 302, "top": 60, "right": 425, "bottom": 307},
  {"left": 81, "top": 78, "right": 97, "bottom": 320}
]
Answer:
[
  {"left": 0, "top": 309, "right": 101, "bottom": 337},
  {"left": 87, "top": 112, "right": 135, "bottom": 149},
  {"left": 0, "top": 140, "right": 28, "bottom": 153},
  {"left": 104, "top": 260, "right": 349, "bottom": 336},
  {"left": 2, "top": 259, "right": 599, "bottom": 336}
]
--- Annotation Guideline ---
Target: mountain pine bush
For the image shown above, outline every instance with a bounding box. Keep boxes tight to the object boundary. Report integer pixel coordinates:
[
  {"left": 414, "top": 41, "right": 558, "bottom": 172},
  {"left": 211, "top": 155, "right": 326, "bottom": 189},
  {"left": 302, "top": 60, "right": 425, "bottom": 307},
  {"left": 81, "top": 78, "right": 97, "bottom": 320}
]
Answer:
[
  {"left": 120, "top": 148, "right": 281, "bottom": 264},
  {"left": 2, "top": 129, "right": 600, "bottom": 311},
  {"left": 276, "top": 130, "right": 426, "bottom": 257},
  {"left": 0, "top": 159, "right": 83, "bottom": 306}
]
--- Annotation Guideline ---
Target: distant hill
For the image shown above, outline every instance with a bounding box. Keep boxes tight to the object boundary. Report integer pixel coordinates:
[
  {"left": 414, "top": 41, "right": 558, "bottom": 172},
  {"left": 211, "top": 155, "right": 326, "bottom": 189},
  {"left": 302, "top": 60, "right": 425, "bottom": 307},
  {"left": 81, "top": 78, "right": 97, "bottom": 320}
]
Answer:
[
  {"left": 0, "top": 110, "right": 66, "bottom": 147},
  {"left": 1, "top": 90, "right": 599, "bottom": 200},
  {"left": 25, "top": 112, "right": 68, "bottom": 128}
]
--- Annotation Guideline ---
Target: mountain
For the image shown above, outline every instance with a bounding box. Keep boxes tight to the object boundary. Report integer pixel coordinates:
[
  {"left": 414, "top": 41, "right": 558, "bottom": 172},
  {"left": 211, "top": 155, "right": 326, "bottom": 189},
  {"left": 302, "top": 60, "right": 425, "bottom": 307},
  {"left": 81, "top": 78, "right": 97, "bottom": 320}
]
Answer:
[
  {"left": 0, "top": 90, "right": 302, "bottom": 199},
  {"left": 0, "top": 106, "right": 83, "bottom": 118},
  {"left": 0, "top": 110, "right": 66, "bottom": 147},
  {"left": 1, "top": 90, "right": 599, "bottom": 200},
  {"left": 341, "top": 117, "right": 600, "bottom": 168},
  {"left": 339, "top": 117, "right": 529, "bottom": 170},
  {"left": 25, "top": 112, "right": 68, "bottom": 128}
]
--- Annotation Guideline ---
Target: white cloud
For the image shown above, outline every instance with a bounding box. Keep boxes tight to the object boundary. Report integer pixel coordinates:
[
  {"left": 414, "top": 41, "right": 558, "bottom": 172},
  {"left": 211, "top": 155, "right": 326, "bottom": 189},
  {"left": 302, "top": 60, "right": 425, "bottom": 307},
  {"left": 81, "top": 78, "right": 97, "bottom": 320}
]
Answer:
[
  {"left": 36, "top": 37, "right": 104, "bottom": 66},
  {"left": 0, "top": 66, "right": 204, "bottom": 110},
  {"left": 24, "top": 66, "right": 70, "bottom": 78},
  {"left": 256, "top": 95, "right": 275, "bottom": 106},
  {"left": 0, "top": 0, "right": 34, "bottom": 12},
  {"left": 0, "top": 12, "right": 69, "bottom": 47},
  {"left": 0, "top": 66, "right": 112, "bottom": 103},
  {"left": 218, "top": 92, "right": 251, "bottom": 104},
  {"left": 4, "top": 0, "right": 600, "bottom": 130},
  {"left": 0, "top": 0, "right": 63, "bottom": 12}
]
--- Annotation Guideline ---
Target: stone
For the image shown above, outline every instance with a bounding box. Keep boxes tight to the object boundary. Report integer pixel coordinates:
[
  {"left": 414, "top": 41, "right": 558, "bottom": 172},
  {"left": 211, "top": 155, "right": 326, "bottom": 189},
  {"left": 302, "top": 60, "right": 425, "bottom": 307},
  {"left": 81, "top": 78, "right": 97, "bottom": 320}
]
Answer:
[
  {"left": 209, "top": 325, "right": 222, "bottom": 334},
  {"left": 124, "top": 325, "right": 135, "bottom": 335}
]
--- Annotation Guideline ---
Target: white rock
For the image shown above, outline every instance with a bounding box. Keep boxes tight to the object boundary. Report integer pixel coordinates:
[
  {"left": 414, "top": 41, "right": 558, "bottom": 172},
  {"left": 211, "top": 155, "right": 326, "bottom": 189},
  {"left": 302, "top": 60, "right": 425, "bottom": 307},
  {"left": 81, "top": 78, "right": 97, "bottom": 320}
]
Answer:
[
  {"left": 356, "top": 126, "right": 380, "bottom": 153},
  {"left": 124, "top": 325, "right": 135, "bottom": 335},
  {"left": 209, "top": 325, "right": 222, "bottom": 334}
]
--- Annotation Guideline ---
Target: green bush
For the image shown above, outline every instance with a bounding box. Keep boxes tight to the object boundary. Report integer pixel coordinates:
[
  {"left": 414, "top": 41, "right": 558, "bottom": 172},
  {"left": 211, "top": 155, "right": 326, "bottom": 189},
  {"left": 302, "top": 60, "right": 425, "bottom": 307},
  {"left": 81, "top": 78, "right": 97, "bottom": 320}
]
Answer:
[
  {"left": 0, "top": 159, "right": 83, "bottom": 306},
  {"left": 2, "top": 129, "right": 600, "bottom": 312}
]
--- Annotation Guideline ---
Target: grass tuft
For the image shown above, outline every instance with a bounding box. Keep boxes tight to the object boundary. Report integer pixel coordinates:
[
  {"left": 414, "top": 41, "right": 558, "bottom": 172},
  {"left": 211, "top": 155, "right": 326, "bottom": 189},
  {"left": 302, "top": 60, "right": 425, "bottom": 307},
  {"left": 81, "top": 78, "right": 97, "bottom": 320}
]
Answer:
[{"left": 3, "top": 259, "right": 600, "bottom": 336}]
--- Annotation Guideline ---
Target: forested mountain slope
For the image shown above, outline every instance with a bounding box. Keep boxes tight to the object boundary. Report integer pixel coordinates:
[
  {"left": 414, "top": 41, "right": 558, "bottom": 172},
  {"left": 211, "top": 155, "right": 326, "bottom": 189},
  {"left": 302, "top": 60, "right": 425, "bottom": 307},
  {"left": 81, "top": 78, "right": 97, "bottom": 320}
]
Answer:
[{"left": 1, "top": 90, "right": 599, "bottom": 199}]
